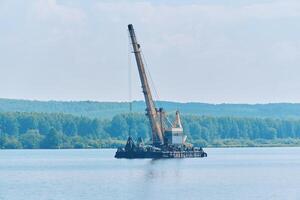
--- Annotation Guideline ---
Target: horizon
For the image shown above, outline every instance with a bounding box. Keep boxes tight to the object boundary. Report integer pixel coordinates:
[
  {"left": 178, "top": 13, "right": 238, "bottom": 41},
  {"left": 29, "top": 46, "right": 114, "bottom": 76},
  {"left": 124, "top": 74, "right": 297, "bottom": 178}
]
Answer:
[{"left": 1, "top": 97, "right": 300, "bottom": 105}]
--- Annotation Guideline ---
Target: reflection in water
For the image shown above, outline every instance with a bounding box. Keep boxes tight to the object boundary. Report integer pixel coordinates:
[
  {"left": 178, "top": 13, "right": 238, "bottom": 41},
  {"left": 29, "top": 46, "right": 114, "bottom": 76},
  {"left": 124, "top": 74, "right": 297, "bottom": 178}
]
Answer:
[
  {"left": 133, "top": 158, "right": 185, "bottom": 200},
  {"left": 144, "top": 158, "right": 183, "bottom": 180},
  {"left": 1, "top": 148, "right": 300, "bottom": 200}
]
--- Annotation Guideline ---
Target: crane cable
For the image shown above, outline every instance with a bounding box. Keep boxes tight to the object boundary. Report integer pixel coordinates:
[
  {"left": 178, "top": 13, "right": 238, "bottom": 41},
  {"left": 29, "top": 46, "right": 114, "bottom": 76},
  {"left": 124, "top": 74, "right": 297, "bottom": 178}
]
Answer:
[
  {"left": 141, "top": 51, "right": 161, "bottom": 106},
  {"left": 131, "top": 31, "right": 161, "bottom": 107},
  {"left": 129, "top": 31, "right": 173, "bottom": 128},
  {"left": 141, "top": 46, "right": 174, "bottom": 128}
]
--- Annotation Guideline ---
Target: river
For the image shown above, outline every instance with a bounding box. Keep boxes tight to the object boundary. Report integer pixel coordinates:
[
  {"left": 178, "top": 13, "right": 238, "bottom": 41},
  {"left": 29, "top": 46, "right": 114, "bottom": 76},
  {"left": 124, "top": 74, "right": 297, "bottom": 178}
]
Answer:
[{"left": 0, "top": 147, "right": 299, "bottom": 200}]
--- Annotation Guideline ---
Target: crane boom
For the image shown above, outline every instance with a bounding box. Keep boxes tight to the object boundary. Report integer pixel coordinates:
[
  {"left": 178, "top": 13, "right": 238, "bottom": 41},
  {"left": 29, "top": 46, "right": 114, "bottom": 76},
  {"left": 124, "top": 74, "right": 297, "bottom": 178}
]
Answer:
[{"left": 128, "top": 24, "right": 164, "bottom": 146}]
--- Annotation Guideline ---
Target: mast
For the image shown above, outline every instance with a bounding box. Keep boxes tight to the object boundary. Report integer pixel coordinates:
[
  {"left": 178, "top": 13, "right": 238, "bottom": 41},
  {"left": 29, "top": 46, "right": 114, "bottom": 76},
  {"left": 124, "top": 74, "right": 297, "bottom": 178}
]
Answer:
[{"left": 128, "top": 24, "right": 164, "bottom": 146}]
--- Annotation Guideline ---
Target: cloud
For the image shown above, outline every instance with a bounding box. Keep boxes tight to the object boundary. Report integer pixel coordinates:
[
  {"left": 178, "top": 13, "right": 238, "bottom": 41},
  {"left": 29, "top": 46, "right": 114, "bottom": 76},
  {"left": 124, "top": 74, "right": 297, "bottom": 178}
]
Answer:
[
  {"left": 0, "top": 0, "right": 300, "bottom": 102},
  {"left": 92, "top": 0, "right": 300, "bottom": 102},
  {"left": 92, "top": 1, "right": 300, "bottom": 52},
  {"left": 95, "top": 1, "right": 300, "bottom": 23},
  {"left": 33, "top": 0, "right": 86, "bottom": 23}
]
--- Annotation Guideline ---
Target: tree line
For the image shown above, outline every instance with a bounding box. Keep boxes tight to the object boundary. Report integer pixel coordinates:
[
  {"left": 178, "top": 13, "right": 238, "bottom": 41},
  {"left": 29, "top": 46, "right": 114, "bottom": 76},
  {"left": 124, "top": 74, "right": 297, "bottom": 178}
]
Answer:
[
  {"left": 1, "top": 112, "right": 300, "bottom": 149},
  {"left": 2, "top": 98, "right": 300, "bottom": 119}
]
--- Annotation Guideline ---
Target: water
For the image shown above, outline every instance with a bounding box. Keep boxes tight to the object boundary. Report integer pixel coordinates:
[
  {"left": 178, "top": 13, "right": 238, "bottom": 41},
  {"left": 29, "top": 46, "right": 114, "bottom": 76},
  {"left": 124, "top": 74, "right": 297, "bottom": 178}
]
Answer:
[{"left": 0, "top": 148, "right": 299, "bottom": 200}]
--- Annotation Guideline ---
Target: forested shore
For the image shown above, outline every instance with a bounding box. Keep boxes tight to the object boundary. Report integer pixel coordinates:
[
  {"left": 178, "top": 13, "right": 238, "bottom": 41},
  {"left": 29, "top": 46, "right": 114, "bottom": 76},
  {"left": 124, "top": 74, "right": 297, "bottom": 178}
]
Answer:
[
  {"left": 1, "top": 112, "right": 300, "bottom": 149},
  {"left": 2, "top": 98, "right": 300, "bottom": 119}
]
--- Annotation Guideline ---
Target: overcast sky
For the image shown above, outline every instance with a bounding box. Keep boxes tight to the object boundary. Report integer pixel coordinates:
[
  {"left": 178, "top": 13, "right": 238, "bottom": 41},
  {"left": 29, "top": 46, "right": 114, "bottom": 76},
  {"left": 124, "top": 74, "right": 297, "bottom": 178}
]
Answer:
[{"left": 0, "top": 0, "right": 300, "bottom": 103}]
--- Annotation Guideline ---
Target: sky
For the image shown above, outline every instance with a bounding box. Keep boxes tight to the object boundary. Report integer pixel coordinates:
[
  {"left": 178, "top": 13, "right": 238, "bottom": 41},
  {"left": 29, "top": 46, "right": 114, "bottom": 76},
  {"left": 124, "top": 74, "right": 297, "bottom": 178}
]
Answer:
[{"left": 0, "top": 0, "right": 300, "bottom": 103}]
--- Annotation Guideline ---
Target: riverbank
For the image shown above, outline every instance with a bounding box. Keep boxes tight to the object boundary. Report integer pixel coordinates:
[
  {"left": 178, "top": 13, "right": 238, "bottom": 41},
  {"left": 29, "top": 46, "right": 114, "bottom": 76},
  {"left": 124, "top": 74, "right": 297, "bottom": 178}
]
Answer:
[{"left": 1, "top": 138, "right": 300, "bottom": 149}]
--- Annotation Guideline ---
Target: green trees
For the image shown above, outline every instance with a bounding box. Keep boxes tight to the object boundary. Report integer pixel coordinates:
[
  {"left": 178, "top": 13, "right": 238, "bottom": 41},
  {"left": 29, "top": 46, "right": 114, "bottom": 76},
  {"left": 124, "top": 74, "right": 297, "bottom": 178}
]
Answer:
[
  {"left": 0, "top": 114, "right": 18, "bottom": 135},
  {"left": 41, "top": 128, "right": 62, "bottom": 149},
  {"left": 107, "top": 115, "right": 128, "bottom": 139},
  {"left": 3, "top": 98, "right": 300, "bottom": 119},
  {"left": 0, "top": 112, "right": 300, "bottom": 148},
  {"left": 20, "top": 130, "right": 43, "bottom": 149},
  {"left": 0, "top": 132, "right": 7, "bottom": 149},
  {"left": 3, "top": 137, "right": 21, "bottom": 149},
  {"left": 63, "top": 120, "right": 77, "bottom": 136},
  {"left": 264, "top": 128, "right": 277, "bottom": 139},
  {"left": 18, "top": 115, "right": 38, "bottom": 134},
  {"left": 70, "top": 136, "right": 86, "bottom": 149}
]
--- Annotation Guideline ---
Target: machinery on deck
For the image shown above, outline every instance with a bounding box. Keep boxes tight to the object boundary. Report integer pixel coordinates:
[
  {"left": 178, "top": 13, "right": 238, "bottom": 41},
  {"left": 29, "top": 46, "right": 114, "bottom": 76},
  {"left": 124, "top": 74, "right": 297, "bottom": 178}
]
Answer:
[{"left": 115, "top": 24, "right": 207, "bottom": 159}]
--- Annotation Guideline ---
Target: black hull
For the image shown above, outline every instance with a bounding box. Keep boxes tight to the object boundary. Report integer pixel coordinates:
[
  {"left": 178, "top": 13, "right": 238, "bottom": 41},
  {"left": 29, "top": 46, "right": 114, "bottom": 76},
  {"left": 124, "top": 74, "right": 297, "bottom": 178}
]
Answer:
[{"left": 115, "top": 150, "right": 207, "bottom": 159}]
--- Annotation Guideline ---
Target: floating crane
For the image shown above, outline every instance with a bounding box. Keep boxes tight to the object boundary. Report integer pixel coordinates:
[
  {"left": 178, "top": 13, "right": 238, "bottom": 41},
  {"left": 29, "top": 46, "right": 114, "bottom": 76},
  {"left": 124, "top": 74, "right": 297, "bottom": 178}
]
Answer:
[
  {"left": 115, "top": 24, "right": 207, "bottom": 158},
  {"left": 128, "top": 24, "right": 164, "bottom": 146}
]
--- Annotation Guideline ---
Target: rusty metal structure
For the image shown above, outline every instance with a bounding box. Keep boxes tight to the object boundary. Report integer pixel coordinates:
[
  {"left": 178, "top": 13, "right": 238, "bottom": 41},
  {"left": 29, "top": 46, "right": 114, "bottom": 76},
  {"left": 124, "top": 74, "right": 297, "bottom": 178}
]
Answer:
[
  {"left": 115, "top": 24, "right": 207, "bottom": 158},
  {"left": 128, "top": 24, "right": 164, "bottom": 146}
]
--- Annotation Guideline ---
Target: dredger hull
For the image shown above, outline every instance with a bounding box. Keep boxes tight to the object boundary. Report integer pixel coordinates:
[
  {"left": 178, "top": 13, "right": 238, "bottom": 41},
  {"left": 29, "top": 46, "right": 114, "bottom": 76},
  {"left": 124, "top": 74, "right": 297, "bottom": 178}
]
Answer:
[{"left": 115, "top": 149, "right": 207, "bottom": 159}]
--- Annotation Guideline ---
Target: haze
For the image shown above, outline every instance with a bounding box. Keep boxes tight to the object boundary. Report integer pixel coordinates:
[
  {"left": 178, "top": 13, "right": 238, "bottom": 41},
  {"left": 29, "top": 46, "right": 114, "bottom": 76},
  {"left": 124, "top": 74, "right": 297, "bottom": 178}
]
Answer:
[{"left": 0, "top": 0, "right": 300, "bottom": 103}]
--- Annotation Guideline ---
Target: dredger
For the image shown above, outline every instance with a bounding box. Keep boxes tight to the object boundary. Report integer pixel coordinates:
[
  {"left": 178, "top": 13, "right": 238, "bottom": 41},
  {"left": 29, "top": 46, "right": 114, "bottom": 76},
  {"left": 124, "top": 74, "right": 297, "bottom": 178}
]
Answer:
[{"left": 115, "top": 24, "right": 207, "bottom": 159}]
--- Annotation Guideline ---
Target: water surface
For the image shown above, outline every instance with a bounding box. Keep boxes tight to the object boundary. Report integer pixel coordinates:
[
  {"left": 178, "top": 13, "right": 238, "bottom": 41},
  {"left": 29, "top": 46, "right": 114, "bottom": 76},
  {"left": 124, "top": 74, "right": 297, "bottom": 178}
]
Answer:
[{"left": 0, "top": 148, "right": 299, "bottom": 200}]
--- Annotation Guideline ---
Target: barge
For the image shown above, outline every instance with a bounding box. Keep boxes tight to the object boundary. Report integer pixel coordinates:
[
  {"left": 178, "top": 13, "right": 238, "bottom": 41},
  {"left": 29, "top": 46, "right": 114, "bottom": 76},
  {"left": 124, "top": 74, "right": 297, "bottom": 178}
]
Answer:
[{"left": 115, "top": 24, "right": 207, "bottom": 159}]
